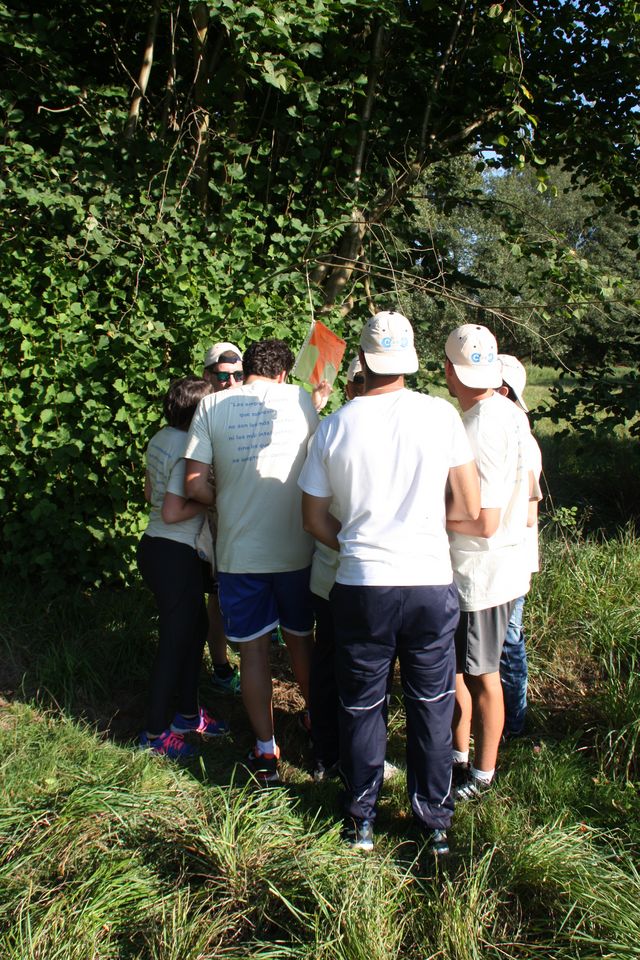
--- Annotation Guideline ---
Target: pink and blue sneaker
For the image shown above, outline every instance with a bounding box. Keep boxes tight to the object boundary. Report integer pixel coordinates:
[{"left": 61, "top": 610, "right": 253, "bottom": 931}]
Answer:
[
  {"left": 139, "top": 729, "right": 199, "bottom": 760},
  {"left": 170, "top": 707, "right": 230, "bottom": 739}
]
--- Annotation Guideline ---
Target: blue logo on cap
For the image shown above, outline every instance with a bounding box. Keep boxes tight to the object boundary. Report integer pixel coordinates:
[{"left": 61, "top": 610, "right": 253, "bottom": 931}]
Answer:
[
  {"left": 381, "top": 336, "right": 392, "bottom": 349},
  {"left": 471, "top": 351, "right": 481, "bottom": 363}
]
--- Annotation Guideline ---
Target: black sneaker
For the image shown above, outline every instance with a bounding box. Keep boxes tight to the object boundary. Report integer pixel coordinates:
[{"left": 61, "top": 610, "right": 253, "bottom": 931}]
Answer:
[
  {"left": 210, "top": 665, "right": 241, "bottom": 695},
  {"left": 312, "top": 759, "right": 340, "bottom": 783},
  {"left": 452, "top": 761, "right": 470, "bottom": 788},
  {"left": 342, "top": 818, "right": 374, "bottom": 852},
  {"left": 453, "top": 773, "right": 492, "bottom": 802},
  {"left": 245, "top": 746, "right": 281, "bottom": 785},
  {"left": 424, "top": 828, "right": 449, "bottom": 857}
]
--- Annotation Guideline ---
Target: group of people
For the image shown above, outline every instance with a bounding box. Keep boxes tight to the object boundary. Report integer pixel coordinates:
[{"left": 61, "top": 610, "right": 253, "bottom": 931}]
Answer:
[{"left": 137, "top": 312, "right": 541, "bottom": 857}]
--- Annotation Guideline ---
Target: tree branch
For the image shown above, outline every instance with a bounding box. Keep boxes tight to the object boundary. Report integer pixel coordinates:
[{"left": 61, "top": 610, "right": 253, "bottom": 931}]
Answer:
[
  {"left": 191, "top": 2, "right": 210, "bottom": 210},
  {"left": 161, "top": 4, "right": 181, "bottom": 137},
  {"left": 418, "top": 0, "right": 467, "bottom": 160},
  {"left": 125, "top": 0, "right": 161, "bottom": 139},
  {"left": 353, "top": 24, "right": 386, "bottom": 183},
  {"left": 439, "top": 108, "right": 501, "bottom": 147}
]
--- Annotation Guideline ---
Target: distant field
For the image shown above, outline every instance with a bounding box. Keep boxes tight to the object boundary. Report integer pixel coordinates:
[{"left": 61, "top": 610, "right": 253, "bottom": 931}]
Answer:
[{"left": 420, "top": 364, "right": 571, "bottom": 425}]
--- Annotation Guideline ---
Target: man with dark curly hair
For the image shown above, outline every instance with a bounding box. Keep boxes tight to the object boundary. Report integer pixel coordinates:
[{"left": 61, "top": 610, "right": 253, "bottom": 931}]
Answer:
[{"left": 185, "top": 339, "right": 319, "bottom": 783}]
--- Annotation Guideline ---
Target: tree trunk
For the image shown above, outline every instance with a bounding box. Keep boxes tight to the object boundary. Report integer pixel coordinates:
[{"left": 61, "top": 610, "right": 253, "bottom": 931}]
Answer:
[
  {"left": 318, "top": 208, "right": 367, "bottom": 312},
  {"left": 192, "top": 2, "right": 210, "bottom": 211},
  {"left": 125, "top": 0, "right": 161, "bottom": 139},
  {"left": 315, "top": 3, "right": 472, "bottom": 314},
  {"left": 315, "top": 24, "right": 385, "bottom": 307},
  {"left": 353, "top": 24, "right": 385, "bottom": 184},
  {"left": 161, "top": 5, "right": 180, "bottom": 136}
]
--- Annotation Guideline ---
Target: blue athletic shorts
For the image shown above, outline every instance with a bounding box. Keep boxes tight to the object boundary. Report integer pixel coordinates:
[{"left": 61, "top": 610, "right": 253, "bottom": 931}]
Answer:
[{"left": 217, "top": 568, "right": 313, "bottom": 642}]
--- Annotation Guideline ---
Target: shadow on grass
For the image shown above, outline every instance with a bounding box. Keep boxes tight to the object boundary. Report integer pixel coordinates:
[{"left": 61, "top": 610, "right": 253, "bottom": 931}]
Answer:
[{"left": 0, "top": 579, "right": 325, "bottom": 792}]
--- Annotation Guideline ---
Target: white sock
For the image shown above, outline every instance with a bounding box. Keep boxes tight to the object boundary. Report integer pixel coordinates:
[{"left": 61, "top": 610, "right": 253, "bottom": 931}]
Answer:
[
  {"left": 257, "top": 737, "right": 276, "bottom": 755},
  {"left": 453, "top": 750, "right": 469, "bottom": 765},
  {"left": 470, "top": 765, "right": 494, "bottom": 784}
]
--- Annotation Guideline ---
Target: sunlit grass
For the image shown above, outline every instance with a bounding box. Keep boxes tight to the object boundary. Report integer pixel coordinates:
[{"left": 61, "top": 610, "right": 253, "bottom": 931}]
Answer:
[{"left": 1, "top": 697, "right": 639, "bottom": 959}]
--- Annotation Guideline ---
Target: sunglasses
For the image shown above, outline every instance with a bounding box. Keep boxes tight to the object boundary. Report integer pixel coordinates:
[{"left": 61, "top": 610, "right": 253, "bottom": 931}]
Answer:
[
  {"left": 215, "top": 370, "right": 244, "bottom": 383},
  {"left": 352, "top": 375, "right": 365, "bottom": 385}
]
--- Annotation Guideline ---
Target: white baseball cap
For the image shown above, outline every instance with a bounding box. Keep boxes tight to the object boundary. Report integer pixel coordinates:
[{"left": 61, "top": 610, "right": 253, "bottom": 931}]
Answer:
[
  {"left": 346, "top": 356, "right": 363, "bottom": 381},
  {"left": 445, "top": 324, "right": 501, "bottom": 389},
  {"left": 499, "top": 354, "right": 528, "bottom": 411},
  {"left": 360, "top": 311, "right": 419, "bottom": 375},
  {"left": 204, "top": 341, "right": 243, "bottom": 368}
]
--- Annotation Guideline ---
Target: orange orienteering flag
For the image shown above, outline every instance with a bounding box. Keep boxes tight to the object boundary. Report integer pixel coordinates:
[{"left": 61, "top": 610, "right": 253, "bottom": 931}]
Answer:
[{"left": 293, "top": 320, "right": 347, "bottom": 387}]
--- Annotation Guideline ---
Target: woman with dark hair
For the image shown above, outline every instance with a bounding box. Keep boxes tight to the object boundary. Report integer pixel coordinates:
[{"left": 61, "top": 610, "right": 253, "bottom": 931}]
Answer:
[{"left": 137, "top": 375, "right": 229, "bottom": 759}]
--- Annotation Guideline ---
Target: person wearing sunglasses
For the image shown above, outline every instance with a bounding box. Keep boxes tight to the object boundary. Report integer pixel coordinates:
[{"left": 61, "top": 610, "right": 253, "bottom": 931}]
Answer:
[
  {"left": 203, "top": 342, "right": 244, "bottom": 392},
  {"left": 200, "top": 341, "right": 245, "bottom": 696}
]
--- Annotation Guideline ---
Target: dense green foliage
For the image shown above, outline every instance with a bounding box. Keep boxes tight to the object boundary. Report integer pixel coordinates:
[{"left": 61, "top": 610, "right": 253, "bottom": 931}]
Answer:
[{"left": 1, "top": 0, "right": 638, "bottom": 586}]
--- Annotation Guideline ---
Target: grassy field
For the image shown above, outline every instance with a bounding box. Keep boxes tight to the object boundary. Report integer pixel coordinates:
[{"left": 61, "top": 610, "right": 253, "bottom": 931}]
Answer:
[{"left": 1, "top": 368, "right": 639, "bottom": 958}]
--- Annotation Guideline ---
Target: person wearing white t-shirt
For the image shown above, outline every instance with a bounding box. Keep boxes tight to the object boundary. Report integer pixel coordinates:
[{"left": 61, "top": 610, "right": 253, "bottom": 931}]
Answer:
[
  {"left": 137, "top": 376, "right": 230, "bottom": 760},
  {"left": 201, "top": 341, "right": 245, "bottom": 695},
  {"left": 497, "top": 354, "right": 543, "bottom": 737},
  {"left": 308, "top": 354, "right": 381, "bottom": 782},
  {"left": 184, "top": 340, "right": 319, "bottom": 784},
  {"left": 299, "top": 312, "right": 480, "bottom": 856},
  {"left": 445, "top": 325, "right": 535, "bottom": 801}
]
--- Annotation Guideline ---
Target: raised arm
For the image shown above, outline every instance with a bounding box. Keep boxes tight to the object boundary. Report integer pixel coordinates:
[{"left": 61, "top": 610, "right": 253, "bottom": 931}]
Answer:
[{"left": 311, "top": 379, "right": 333, "bottom": 412}]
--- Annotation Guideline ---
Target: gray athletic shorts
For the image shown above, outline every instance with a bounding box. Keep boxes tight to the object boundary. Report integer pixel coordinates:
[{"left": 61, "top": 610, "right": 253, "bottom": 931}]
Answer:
[{"left": 455, "top": 600, "right": 515, "bottom": 675}]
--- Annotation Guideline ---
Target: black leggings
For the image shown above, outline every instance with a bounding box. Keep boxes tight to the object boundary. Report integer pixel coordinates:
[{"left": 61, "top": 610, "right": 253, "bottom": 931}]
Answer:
[{"left": 137, "top": 535, "right": 208, "bottom": 735}]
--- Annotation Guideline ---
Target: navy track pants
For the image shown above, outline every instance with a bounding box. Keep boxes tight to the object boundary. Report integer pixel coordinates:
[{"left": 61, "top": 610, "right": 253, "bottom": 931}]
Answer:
[{"left": 331, "top": 582, "right": 459, "bottom": 831}]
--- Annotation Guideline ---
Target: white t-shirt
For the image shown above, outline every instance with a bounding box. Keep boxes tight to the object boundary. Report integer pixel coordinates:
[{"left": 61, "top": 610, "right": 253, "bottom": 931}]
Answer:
[
  {"left": 448, "top": 393, "right": 533, "bottom": 612},
  {"left": 527, "top": 431, "right": 543, "bottom": 575},
  {"left": 144, "top": 426, "right": 204, "bottom": 547},
  {"left": 298, "top": 389, "right": 474, "bottom": 587},
  {"left": 185, "top": 380, "right": 318, "bottom": 574},
  {"left": 310, "top": 541, "right": 340, "bottom": 600}
]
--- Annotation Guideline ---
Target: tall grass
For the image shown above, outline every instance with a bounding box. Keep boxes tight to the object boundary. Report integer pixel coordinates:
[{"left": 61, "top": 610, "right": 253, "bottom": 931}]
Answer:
[
  {"left": 0, "top": 582, "right": 154, "bottom": 717},
  {"left": 0, "top": 703, "right": 417, "bottom": 959},
  {"left": 528, "top": 526, "right": 640, "bottom": 780},
  {"left": 1, "top": 697, "right": 639, "bottom": 959}
]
